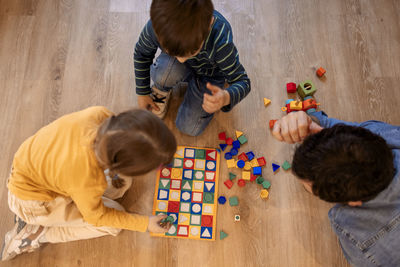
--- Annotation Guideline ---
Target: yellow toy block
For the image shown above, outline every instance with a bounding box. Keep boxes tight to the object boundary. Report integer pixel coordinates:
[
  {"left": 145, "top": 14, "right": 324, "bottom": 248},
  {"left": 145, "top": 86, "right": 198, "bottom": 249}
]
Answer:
[
  {"left": 250, "top": 158, "right": 259, "bottom": 167},
  {"left": 289, "top": 100, "right": 302, "bottom": 110},
  {"left": 244, "top": 161, "right": 252, "bottom": 171},
  {"left": 260, "top": 189, "right": 269, "bottom": 199},
  {"left": 242, "top": 171, "right": 251, "bottom": 180},
  {"left": 235, "top": 130, "right": 243, "bottom": 138},
  {"left": 263, "top": 98, "right": 271, "bottom": 107},
  {"left": 227, "top": 159, "right": 236, "bottom": 168}
]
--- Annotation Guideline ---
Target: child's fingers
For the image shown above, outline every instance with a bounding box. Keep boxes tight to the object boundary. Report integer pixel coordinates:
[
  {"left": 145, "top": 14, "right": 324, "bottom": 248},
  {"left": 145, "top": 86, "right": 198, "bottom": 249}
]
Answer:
[
  {"left": 206, "top": 82, "right": 221, "bottom": 95},
  {"left": 271, "top": 121, "right": 284, "bottom": 142},
  {"left": 280, "top": 120, "right": 294, "bottom": 144},
  {"left": 203, "top": 93, "right": 219, "bottom": 104},
  {"left": 289, "top": 118, "right": 301, "bottom": 143}
]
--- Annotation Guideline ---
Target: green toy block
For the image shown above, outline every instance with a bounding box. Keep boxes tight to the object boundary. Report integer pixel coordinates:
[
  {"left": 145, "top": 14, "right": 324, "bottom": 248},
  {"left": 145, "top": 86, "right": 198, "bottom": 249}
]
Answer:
[
  {"left": 256, "top": 176, "right": 265, "bottom": 184},
  {"left": 195, "top": 149, "right": 206, "bottom": 159},
  {"left": 238, "top": 135, "right": 248, "bottom": 145},
  {"left": 229, "top": 196, "right": 239, "bottom": 206},
  {"left": 229, "top": 172, "right": 237, "bottom": 180},
  {"left": 161, "top": 215, "right": 175, "bottom": 224},
  {"left": 203, "top": 192, "right": 214, "bottom": 204},
  {"left": 262, "top": 180, "right": 271, "bottom": 189},
  {"left": 220, "top": 230, "right": 228, "bottom": 240},
  {"left": 297, "top": 80, "right": 317, "bottom": 99},
  {"left": 282, "top": 160, "right": 292, "bottom": 170}
]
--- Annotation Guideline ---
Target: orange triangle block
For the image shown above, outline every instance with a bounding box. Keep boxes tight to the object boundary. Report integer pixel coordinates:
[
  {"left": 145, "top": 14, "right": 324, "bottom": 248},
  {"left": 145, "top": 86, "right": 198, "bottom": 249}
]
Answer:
[
  {"left": 264, "top": 98, "right": 271, "bottom": 107},
  {"left": 235, "top": 130, "right": 243, "bottom": 138}
]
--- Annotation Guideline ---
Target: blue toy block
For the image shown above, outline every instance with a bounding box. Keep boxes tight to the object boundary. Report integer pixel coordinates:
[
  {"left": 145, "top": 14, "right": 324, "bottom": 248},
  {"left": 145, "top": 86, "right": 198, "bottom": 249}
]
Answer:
[
  {"left": 253, "top": 166, "right": 262, "bottom": 175},
  {"left": 218, "top": 196, "right": 226, "bottom": 204},
  {"left": 237, "top": 160, "right": 245, "bottom": 168},
  {"left": 232, "top": 140, "right": 241, "bottom": 149},
  {"left": 285, "top": 99, "right": 294, "bottom": 105},
  {"left": 272, "top": 163, "right": 280, "bottom": 172},
  {"left": 230, "top": 148, "right": 238, "bottom": 156},
  {"left": 306, "top": 108, "right": 317, "bottom": 114},
  {"left": 224, "top": 152, "right": 232, "bottom": 160},
  {"left": 219, "top": 143, "right": 228, "bottom": 151},
  {"left": 246, "top": 151, "right": 255, "bottom": 161}
]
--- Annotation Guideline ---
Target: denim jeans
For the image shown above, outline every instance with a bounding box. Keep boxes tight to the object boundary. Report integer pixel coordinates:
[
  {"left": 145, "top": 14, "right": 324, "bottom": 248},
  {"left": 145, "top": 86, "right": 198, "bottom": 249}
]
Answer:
[{"left": 150, "top": 52, "right": 225, "bottom": 136}]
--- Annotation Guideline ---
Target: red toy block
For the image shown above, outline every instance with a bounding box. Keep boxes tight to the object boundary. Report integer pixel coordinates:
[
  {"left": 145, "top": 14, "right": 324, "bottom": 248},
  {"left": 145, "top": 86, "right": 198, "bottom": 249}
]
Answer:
[
  {"left": 269, "top": 120, "right": 277, "bottom": 129},
  {"left": 218, "top": 131, "right": 226, "bottom": 141},
  {"left": 226, "top": 137, "right": 234, "bottom": 145},
  {"left": 250, "top": 174, "right": 257, "bottom": 182},
  {"left": 316, "top": 67, "right": 326, "bottom": 77},
  {"left": 238, "top": 179, "right": 246, "bottom": 187},
  {"left": 302, "top": 98, "right": 317, "bottom": 111},
  {"left": 257, "top": 157, "right": 266, "bottom": 167},
  {"left": 286, "top": 82, "right": 297, "bottom": 93},
  {"left": 224, "top": 179, "right": 233, "bottom": 189},
  {"left": 286, "top": 103, "right": 293, "bottom": 114},
  {"left": 238, "top": 152, "right": 248, "bottom": 162}
]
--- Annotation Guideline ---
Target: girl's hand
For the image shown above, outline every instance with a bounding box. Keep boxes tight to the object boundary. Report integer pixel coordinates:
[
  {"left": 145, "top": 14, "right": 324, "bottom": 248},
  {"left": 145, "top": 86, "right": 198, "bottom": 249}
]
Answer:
[{"left": 147, "top": 215, "right": 171, "bottom": 233}]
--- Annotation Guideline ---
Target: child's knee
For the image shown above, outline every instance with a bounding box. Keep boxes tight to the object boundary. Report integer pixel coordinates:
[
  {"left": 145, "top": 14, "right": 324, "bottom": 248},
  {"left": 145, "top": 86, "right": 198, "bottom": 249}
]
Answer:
[
  {"left": 175, "top": 119, "right": 206, "bottom": 137},
  {"left": 151, "top": 55, "right": 188, "bottom": 90}
]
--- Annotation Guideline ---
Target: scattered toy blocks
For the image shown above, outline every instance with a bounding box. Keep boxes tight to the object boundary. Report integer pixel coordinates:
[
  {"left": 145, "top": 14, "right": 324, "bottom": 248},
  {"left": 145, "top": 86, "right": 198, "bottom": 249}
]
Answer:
[
  {"left": 218, "top": 132, "right": 226, "bottom": 141},
  {"left": 316, "top": 67, "right": 326, "bottom": 77},
  {"left": 282, "top": 161, "right": 291, "bottom": 170},
  {"left": 220, "top": 230, "right": 228, "bottom": 240},
  {"left": 290, "top": 100, "right": 303, "bottom": 110},
  {"left": 250, "top": 158, "right": 259, "bottom": 167},
  {"left": 237, "top": 179, "right": 246, "bottom": 187},
  {"left": 262, "top": 180, "right": 271, "bottom": 189},
  {"left": 286, "top": 82, "right": 297, "bottom": 93},
  {"left": 246, "top": 151, "right": 255, "bottom": 161},
  {"left": 297, "top": 80, "right": 317, "bottom": 99},
  {"left": 229, "top": 196, "right": 239, "bottom": 206},
  {"left": 272, "top": 163, "right": 280, "bottom": 172},
  {"left": 235, "top": 130, "right": 243, "bottom": 138},
  {"left": 229, "top": 172, "right": 237, "bottom": 180},
  {"left": 234, "top": 215, "right": 240, "bottom": 222},
  {"left": 269, "top": 120, "right": 277, "bottom": 129},
  {"left": 224, "top": 179, "right": 233, "bottom": 189},
  {"left": 250, "top": 174, "right": 257, "bottom": 182},
  {"left": 302, "top": 96, "right": 317, "bottom": 111},
  {"left": 242, "top": 171, "right": 251, "bottom": 180},
  {"left": 219, "top": 143, "right": 228, "bottom": 151},
  {"left": 226, "top": 137, "right": 234, "bottom": 145},
  {"left": 237, "top": 160, "right": 245, "bottom": 168},
  {"left": 263, "top": 98, "right": 271, "bottom": 107},
  {"left": 256, "top": 176, "right": 265, "bottom": 184},
  {"left": 260, "top": 189, "right": 269, "bottom": 199},
  {"left": 238, "top": 152, "right": 248, "bottom": 162},
  {"left": 230, "top": 148, "right": 238, "bottom": 156},
  {"left": 238, "top": 135, "right": 248, "bottom": 145},
  {"left": 253, "top": 166, "right": 262, "bottom": 175},
  {"left": 244, "top": 161, "right": 252, "bottom": 171},
  {"left": 224, "top": 152, "right": 232, "bottom": 160},
  {"left": 227, "top": 159, "right": 236, "bottom": 169},
  {"left": 257, "top": 157, "right": 266, "bottom": 167},
  {"left": 232, "top": 140, "right": 241, "bottom": 149},
  {"left": 218, "top": 196, "right": 227, "bottom": 204}
]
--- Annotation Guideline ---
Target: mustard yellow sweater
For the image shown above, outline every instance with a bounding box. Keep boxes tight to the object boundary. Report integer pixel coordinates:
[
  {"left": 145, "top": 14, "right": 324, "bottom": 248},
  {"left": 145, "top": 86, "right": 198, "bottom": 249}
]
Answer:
[{"left": 8, "top": 106, "right": 149, "bottom": 232}]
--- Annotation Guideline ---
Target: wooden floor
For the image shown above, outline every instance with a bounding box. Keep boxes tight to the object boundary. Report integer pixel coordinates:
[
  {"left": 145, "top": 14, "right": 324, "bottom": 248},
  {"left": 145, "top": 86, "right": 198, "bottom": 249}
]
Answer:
[{"left": 1, "top": 0, "right": 400, "bottom": 266}]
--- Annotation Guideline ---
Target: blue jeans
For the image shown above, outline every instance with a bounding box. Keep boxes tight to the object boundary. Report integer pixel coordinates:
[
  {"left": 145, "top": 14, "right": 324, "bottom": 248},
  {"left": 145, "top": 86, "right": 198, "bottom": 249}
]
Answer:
[{"left": 151, "top": 53, "right": 225, "bottom": 136}]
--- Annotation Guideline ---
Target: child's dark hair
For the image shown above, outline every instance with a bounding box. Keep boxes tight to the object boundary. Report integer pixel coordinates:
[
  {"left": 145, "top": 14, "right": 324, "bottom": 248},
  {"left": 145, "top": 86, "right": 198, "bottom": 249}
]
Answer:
[
  {"left": 94, "top": 109, "right": 176, "bottom": 187},
  {"left": 150, "top": 0, "right": 214, "bottom": 57},
  {"left": 292, "top": 124, "right": 394, "bottom": 203}
]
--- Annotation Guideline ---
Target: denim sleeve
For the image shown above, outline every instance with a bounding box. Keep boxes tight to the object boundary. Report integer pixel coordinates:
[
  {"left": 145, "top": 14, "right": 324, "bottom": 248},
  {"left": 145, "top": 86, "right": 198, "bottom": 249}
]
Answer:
[
  {"left": 133, "top": 20, "right": 159, "bottom": 95},
  {"left": 311, "top": 111, "right": 400, "bottom": 149}
]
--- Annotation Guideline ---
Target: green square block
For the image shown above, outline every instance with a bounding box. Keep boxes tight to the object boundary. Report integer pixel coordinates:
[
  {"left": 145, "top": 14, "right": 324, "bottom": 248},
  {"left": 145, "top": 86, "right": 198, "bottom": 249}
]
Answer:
[
  {"left": 238, "top": 135, "right": 248, "bottom": 145},
  {"left": 256, "top": 176, "right": 265, "bottom": 185},
  {"left": 195, "top": 149, "right": 206, "bottom": 159},
  {"left": 161, "top": 215, "right": 175, "bottom": 223},
  {"left": 297, "top": 80, "right": 317, "bottom": 99},
  {"left": 193, "top": 170, "right": 205, "bottom": 180},
  {"left": 229, "top": 172, "right": 237, "bottom": 180},
  {"left": 165, "top": 225, "right": 177, "bottom": 236},
  {"left": 190, "top": 214, "right": 201, "bottom": 226},
  {"left": 282, "top": 160, "right": 292, "bottom": 170},
  {"left": 262, "top": 180, "right": 271, "bottom": 189},
  {"left": 203, "top": 192, "right": 214, "bottom": 203},
  {"left": 229, "top": 196, "right": 239, "bottom": 206},
  {"left": 159, "top": 178, "right": 170, "bottom": 189}
]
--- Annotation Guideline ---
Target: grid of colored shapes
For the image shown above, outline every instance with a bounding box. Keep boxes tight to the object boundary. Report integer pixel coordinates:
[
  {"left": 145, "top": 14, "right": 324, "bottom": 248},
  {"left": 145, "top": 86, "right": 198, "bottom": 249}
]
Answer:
[{"left": 152, "top": 146, "right": 220, "bottom": 241}]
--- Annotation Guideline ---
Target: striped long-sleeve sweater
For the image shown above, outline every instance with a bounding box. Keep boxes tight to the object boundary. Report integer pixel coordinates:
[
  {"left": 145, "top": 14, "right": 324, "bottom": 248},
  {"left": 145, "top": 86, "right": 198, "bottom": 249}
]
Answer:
[{"left": 134, "top": 10, "right": 251, "bottom": 112}]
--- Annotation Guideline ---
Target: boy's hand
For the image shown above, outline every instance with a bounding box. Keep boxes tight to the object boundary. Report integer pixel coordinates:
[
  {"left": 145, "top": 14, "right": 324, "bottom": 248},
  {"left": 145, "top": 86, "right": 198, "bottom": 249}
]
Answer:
[
  {"left": 137, "top": 95, "right": 160, "bottom": 112},
  {"left": 147, "top": 215, "right": 171, "bottom": 233},
  {"left": 202, "top": 83, "right": 230, "bottom": 113},
  {"left": 271, "top": 111, "right": 323, "bottom": 144}
]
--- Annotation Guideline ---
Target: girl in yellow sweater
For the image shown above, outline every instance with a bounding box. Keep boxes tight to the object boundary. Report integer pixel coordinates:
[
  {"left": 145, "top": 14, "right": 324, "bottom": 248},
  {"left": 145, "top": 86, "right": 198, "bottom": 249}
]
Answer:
[{"left": 1, "top": 106, "right": 175, "bottom": 260}]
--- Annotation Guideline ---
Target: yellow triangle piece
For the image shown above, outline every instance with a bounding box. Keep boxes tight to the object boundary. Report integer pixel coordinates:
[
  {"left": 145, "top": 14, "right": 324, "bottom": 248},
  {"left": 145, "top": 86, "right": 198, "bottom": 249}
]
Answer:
[
  {"left": 264, "top": 98, "right": 271, "bottom": 107},
  {"left": 235, "top": 130, "right": 243, "bottom": 138}
]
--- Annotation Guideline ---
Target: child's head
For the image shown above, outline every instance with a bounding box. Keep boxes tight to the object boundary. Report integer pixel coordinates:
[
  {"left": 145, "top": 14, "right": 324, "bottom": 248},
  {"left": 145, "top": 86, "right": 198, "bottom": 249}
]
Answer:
[
  {"left": 150, "top": 0, "right": 214, "bottom": 59},
  {"left": 292, "top": 124, "right": 394, "bottom": 203},
  {"left": 94, "top": 109, "right": 176, "bottom": 178}
]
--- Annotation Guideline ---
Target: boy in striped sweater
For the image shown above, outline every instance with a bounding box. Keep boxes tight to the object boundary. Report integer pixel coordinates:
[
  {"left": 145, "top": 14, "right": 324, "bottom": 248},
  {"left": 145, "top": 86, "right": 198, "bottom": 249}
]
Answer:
[{"left": 134, "top": 0, "right": 251, "bottom": 136}]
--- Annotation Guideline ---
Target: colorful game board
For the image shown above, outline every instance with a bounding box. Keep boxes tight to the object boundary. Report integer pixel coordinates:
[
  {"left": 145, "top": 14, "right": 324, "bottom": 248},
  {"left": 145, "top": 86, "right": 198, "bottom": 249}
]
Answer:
[{"left": 151, "top": 146, "right": 220, "bottom": 240}]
